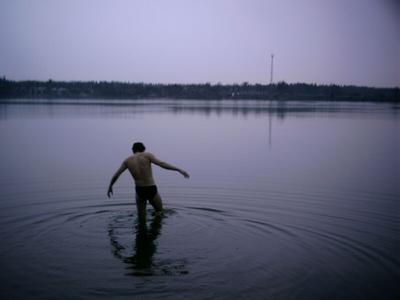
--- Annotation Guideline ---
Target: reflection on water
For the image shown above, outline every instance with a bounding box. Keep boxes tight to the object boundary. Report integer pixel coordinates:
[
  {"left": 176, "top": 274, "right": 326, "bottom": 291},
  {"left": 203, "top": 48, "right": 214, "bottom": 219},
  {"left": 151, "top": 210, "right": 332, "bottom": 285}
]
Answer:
[
  {"left": 0, "top": 99, "right": 398, "bottom": 120},
  {"left": 129, "top": 214, "right": 162, "bottom": 272},
  {"left": 0, "top": 99, "right": 398, "bottom": 299},
  {"left": 108, "top": 210, "right": 188, "bottom": 276}
]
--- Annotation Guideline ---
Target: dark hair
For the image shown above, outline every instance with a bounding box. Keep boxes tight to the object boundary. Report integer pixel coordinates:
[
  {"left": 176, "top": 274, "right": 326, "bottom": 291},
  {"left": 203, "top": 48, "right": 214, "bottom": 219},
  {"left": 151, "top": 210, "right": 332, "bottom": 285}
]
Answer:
[{"left": 132, "top": 142, "right": 146, "bottom": 153}]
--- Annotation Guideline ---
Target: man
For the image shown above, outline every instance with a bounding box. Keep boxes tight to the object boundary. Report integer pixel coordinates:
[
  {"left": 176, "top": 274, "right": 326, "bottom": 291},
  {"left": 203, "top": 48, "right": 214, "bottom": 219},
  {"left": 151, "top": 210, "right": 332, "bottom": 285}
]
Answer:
[{"left": 107, "top": 142, "right": 189, "bottom": 219}]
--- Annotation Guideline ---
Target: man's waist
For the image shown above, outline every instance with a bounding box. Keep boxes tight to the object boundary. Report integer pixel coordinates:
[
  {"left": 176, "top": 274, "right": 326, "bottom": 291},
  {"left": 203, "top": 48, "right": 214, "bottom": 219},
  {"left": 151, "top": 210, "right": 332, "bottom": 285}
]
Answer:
[{"left": 134, "top": 178, "right": 155, "bottom": 186}]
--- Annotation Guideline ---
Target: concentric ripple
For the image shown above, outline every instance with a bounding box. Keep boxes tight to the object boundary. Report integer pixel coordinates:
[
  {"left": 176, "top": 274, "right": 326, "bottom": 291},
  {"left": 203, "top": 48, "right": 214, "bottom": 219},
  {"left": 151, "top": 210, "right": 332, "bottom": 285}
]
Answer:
[{"left": 0, "top": 175, "right": 398, "bottom": 299}]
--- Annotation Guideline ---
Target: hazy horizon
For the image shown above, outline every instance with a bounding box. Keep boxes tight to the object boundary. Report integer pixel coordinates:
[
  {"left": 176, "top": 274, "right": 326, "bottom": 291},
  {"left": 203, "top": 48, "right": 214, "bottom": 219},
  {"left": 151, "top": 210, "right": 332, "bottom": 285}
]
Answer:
[
  {"left": 2, "top": 78, "right": 399, "bottom": 90},
  {"left": 1, "top": 0, "right": 399, "bottom": 88}
]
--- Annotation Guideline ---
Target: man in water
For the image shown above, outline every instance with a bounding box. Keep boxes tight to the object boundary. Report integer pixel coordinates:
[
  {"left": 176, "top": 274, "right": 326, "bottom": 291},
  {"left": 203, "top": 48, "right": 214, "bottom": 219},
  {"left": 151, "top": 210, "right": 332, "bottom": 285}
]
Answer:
[{"left": 107, "top": 142, "right": 189, "bottom": 219}]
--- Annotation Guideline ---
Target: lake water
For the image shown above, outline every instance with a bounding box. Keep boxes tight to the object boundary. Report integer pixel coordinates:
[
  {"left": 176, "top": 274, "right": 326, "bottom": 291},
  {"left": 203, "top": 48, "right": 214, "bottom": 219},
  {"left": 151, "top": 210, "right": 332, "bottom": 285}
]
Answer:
[{"left": 0, "top": 99, "right": 398, "bottom": 299}]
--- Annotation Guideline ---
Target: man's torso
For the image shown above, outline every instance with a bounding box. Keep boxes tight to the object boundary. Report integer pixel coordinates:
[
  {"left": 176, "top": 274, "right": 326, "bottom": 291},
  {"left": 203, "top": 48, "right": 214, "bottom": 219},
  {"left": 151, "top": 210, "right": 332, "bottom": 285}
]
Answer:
[{"left": 124, "top": 152, "right": 155, "bottom": 186}]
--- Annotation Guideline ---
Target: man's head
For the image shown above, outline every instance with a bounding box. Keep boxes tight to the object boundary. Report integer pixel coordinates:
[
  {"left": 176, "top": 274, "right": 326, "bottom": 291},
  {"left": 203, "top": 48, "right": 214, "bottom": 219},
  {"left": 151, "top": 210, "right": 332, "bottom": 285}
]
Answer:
[{"left": 132, "top": 142, "right": 146, "bottom": 153}]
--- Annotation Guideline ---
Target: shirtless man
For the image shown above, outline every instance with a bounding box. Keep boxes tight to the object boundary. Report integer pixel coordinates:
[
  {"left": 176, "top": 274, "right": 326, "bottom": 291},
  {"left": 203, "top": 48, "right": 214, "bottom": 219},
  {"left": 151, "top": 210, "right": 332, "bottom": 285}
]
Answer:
[{"left": 107, "top": 142, "right": 189, "bottom": 219}]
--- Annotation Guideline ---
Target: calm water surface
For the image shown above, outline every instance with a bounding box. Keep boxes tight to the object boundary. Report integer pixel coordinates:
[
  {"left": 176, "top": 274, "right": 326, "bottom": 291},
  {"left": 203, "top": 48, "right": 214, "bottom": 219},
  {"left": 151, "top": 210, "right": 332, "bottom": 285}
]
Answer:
[{"left": 0, "top": 100, "right": 399, "bottom": 299}]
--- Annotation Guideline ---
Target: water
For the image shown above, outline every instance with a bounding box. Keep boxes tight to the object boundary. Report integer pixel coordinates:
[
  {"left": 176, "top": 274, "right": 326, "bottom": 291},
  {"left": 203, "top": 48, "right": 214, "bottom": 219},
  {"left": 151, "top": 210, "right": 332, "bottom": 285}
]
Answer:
[{"left": 0, "top": 99, "right": 398, "bottom": 299}]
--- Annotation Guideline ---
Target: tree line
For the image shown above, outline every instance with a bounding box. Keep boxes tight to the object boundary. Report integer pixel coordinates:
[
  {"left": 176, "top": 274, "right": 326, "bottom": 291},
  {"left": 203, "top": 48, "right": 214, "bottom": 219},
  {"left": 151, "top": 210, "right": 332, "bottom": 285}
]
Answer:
[{"left": 0, "top": 78, "right": 398, "bottom": 102}]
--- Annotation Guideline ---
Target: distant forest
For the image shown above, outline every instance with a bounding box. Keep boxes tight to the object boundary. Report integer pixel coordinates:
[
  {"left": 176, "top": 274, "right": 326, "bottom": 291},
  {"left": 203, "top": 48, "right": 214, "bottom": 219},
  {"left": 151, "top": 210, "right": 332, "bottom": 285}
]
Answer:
[{"left": 0, "top": 78, "right": 398, "bottom": 102}]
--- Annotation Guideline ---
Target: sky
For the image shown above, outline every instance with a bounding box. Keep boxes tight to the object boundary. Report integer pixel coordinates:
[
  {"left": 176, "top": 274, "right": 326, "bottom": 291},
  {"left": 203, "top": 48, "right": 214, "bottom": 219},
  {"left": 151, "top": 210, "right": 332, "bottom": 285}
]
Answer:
[{"left": 0, "top": 0, "right": 399, "bottom": 87}]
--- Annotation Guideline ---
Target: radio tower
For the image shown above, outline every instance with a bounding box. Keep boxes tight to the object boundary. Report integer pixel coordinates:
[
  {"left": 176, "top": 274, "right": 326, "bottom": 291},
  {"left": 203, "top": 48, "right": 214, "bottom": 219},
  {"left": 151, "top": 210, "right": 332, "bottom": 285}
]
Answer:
[{"left": 270, "top": 54, "right": 274, "bottom": 85}]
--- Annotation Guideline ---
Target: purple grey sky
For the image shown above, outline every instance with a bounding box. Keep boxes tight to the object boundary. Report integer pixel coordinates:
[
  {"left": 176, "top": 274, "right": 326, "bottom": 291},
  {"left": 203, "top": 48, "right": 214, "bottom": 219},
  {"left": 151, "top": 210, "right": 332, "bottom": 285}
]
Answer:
[{"left": 0, "top": 0, "right": 399, "bottom": 87}]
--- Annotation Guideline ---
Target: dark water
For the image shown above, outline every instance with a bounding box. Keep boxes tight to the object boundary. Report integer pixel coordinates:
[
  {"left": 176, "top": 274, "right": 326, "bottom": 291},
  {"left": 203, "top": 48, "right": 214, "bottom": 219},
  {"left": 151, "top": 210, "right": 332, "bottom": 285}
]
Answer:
[{"left": 0, "top": 100, "right": 398, "bottom": 299}]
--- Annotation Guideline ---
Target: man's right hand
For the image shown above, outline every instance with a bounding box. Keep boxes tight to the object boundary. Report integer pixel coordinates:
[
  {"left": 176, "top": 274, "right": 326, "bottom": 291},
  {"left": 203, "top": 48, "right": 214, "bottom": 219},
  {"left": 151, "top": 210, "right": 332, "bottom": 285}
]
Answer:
[{"left": 107, "top": 186, "right": 113, "bottom": 198}]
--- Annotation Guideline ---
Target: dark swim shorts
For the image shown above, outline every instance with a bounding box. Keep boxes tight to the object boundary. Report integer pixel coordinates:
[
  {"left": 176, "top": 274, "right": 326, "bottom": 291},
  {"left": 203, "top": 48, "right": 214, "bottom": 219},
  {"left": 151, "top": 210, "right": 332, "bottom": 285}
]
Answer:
[{"left": 135, "top": 185, "right": 158, "bottom": 200}]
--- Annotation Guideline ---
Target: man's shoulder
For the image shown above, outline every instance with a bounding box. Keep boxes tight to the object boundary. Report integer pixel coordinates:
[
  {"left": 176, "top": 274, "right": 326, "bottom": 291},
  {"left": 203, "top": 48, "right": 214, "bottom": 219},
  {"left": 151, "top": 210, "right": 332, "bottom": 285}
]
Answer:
[
  {"left": 124, "top": 155, "right": 135, "bottom": 163},
  {"left": 126, "top": 152, "right": 154, "bottom": 161},
  {"left": 141, "top": 152, "right": 155, "bottom": 159}
]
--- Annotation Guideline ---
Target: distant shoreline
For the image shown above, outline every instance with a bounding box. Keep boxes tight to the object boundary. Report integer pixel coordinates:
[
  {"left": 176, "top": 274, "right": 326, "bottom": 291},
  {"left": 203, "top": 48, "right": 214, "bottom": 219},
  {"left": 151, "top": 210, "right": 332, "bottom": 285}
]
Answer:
[{"left": 1, "top": 79, "right": 399, "bottom": 102}]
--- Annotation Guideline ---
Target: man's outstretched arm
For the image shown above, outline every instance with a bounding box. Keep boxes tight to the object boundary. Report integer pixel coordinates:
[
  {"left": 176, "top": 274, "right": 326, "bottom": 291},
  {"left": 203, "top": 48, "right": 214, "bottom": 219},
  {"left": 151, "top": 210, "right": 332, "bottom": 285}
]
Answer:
[
  {"left": 107, "top": 162, "right": 128, "bottom": 198},
  {"left": 148, "top": 153, "right": 190, "bottom": 178}
]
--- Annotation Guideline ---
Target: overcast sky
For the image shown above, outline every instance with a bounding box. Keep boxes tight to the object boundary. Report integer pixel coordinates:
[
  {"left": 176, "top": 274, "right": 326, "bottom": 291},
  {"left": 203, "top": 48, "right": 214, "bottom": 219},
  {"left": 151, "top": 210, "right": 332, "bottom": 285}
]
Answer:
[{"left": 0, "top": 0, "right": 399, "bottom": 87}]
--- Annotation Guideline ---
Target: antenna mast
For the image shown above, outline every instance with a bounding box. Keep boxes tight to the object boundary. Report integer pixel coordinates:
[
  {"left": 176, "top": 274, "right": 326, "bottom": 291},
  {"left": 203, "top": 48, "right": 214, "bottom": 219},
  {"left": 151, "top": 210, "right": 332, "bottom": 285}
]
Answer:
[{"left": 270, "top": 54, "right": 274, "bottom": 85}]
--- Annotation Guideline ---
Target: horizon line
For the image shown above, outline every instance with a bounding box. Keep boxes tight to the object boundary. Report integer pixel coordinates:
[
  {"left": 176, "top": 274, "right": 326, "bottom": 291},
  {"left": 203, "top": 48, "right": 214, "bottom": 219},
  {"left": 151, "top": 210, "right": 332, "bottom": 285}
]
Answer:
[{"left": 1, "top": 77, "right": 399, "bottom": 90}]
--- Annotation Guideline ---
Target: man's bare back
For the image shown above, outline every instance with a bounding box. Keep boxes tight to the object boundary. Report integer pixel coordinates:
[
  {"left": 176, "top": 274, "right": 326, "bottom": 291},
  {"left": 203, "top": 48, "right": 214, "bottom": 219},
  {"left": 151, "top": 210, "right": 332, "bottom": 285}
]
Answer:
[
  {"left": 125, "top": 152, "right": 163, "bottom": 186},
  {"left": 107, "top": 142, "right": 189, "bottom": 219}
]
